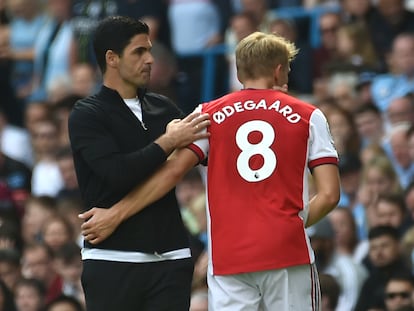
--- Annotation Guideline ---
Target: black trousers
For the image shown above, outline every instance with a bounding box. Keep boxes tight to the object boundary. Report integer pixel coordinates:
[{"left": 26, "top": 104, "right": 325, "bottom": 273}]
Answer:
[{"left": 82, "top": 258, "right": 194, "bottom": 311}]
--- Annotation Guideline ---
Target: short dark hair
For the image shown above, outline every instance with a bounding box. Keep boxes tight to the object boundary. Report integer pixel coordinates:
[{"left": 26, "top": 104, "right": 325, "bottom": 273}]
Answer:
[
  {"left": 45, "top": 295, "right": 84, "bottom": 311},
  {"left": 339, "top": 152, "right": 362, "bottom": 175},
  {"left": 0, "top": 221, "right": 23, "bottom": 254},
  {"left": 54, "top": 242, "right": 81, "bottom": 264},
  {"left": 319, "top": 273, "right": 340, "bottom": 310},
  {"left": 15, "top": 278, "right": 46, "bottom": 297},
  {"left": 353, "top": 103, "right": 381, "bottom": 116},
  {"left": 386, "top": 273, "right": 414, "bottom": 287},
  {"left": 368, "top": 225, "right": 400, "bottom": 241},
  {"left": 93, "top": 16, "right": 149, "bottom": 73},
  {"left": 376, "top": 193, "right": 406, "bottom": 215},
  {"left": 0, "top": 248, "right": 21, "bottom": 266},
  {"left": 53, "top": 94, "right": 82, "bottom": 111},
  {"left": 0, "top": 278, "right": 15, "bottom": 311},
  {"left": 23, "top": 241, "right": 54, "bottom": 260},
  {"left": 25, "top": 195, "right": 57, "bottom": 212}
]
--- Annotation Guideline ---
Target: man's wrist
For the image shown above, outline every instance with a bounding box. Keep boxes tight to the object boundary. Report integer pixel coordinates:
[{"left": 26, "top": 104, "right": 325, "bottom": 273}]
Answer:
[
  {"left": 111, "top": 202, "right": 127, "bottom": 226},
  {"left": 155, "top": 134, "right": 176, "bottom": 156}
]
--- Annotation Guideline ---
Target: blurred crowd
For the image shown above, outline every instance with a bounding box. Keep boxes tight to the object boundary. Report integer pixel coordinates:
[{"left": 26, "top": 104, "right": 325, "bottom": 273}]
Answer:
[{"left": 0, "top": 0, "right": 414, "bottom": 310}]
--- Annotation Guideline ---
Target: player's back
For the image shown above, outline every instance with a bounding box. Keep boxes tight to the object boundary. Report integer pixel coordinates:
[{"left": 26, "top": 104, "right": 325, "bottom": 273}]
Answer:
[{"left": 201, "top": 89, "right": 321, "bottom": 275}]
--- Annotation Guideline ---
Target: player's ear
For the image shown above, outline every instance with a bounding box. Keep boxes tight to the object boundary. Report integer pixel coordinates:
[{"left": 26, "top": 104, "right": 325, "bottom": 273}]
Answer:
[
  {"left": 106, "top": 50, "right": 119, "bottom": 68},
  {"left": 274, "top": 64, "right": 282, "bottom": 84}
]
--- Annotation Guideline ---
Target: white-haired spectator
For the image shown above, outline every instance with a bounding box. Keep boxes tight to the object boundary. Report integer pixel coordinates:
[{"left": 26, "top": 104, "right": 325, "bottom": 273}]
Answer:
[
  {"left": 386, "top": 122, "right": 414, "bottom": 189},
  {"left": 386, "top": 93, "right": 414, "bottom": 127},
  {"left": 328, "top": 71, "right": 360, "bottom": 112}
]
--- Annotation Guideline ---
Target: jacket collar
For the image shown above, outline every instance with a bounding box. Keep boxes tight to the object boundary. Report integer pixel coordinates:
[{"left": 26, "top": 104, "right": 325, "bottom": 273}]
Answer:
[{"left": 98, "top": 85, "right": 147, "bottom": 102}]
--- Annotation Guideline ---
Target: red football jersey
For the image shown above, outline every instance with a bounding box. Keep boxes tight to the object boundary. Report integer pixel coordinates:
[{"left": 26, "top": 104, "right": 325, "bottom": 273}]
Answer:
[{"left": 188, "top": 89, "right": 338, "bottom": 275}]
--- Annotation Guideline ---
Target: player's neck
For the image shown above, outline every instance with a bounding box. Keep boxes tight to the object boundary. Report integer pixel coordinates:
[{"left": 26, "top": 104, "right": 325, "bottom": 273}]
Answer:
[{"left": 243, "top": 78, "right": 273, "bottom": 90}]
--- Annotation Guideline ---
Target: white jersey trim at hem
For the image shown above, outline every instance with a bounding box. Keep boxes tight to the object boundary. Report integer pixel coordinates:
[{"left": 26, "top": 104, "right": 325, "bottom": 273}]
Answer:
[{"left": 81, "top": 247, "right": 191, "bottom": 263}]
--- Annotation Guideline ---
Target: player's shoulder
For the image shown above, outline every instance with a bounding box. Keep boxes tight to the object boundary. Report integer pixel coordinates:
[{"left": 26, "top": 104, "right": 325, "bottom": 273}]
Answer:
[
  {"left": 274, "top": 92, "right": 319, "bottom": 121},
  {"left": 279, "top": 92, "right": 317, "bottom": 111},
  {"left": 201, "top": 89, "right": 318, "bottom": 116}
]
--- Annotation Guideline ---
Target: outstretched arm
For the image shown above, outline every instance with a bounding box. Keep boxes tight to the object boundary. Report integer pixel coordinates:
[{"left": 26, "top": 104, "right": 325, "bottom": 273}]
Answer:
[
  {"left": 306, "top": 164, "right": 340, "bottom": 227},
  {"left": 80, "top": 148, "right": 200, "bottom": 244}
]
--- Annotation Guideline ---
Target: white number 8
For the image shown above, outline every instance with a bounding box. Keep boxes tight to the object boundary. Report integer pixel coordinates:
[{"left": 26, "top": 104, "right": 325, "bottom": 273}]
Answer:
[{"left": 236, "top": 120, "right": 277, "bottom": 182}]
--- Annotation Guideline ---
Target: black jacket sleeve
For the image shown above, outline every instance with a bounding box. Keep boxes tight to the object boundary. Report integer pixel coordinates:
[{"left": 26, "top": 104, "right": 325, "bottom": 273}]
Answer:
[{"left": 68, "top": 100, "right": 167, "bottom": 195}]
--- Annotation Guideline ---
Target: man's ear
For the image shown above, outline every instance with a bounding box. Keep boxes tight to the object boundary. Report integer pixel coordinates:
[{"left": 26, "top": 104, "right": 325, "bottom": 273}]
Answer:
[
  {"left": 105, "top": 50, "right": 118, "bottom": 68},
  {"left": 272, "top": 64, "right": 289, "bottom": 92},
  {"left": 274, "top": 64, "right": 282, "bottom": 84},
  {"left": 275, "top": 64, "right": 283, "bottom": 81}
]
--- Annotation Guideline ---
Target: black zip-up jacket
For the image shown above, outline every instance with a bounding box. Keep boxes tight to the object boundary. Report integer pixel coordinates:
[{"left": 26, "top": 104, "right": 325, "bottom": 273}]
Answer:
[{"left": 68, "top": 85, "right": 189, "bottom": 253}]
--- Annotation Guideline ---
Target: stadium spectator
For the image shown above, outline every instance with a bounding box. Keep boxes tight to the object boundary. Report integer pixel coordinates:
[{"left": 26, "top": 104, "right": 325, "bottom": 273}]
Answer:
[
  {"left": 69, "top": 63, "right": 98, "bottom": 98},
  {"left": 375, "top": 193, "right": 413, "bottom": 236},
  {"left": 0, "top": 248, "right": 21, "bottom": 292},
  {"left": 55, "top": 146, "right": 80, "bottom": 201},
  {"left": 353, "top": 155, "right": 403, "bottom": 240},
  {"left": 340, "top": 0, "right": 374, "bottom": 24},
  {"left": 323, "top": 102, "right": 361, "bottom": 155},
  {"left": 387, "top": 122, "right": 414, "bottom": 189},
  {"left": 405, "top": 180, "right": 414, "bottom": 222},
  {"left": 41, "top": 215, "right": 74, "bottom": 255},
  {"left": 334, "top": 22, "right": 381, "bottom": 72},
  {"left": 312, "top": 11, "right": 342, "bottom": 79},
  {"left": 53, "top": 243, "right": 83, "bottom": 306},
  {"left": 366, "top": 0, "right": 414, "bottom": 68},
  {"left": 0, "top": 149, "right": 32, "bottom": 217},
  {"left": 319, "top": 273, "right": 341, "bottom": 311},
  {"left": 226, "top": 12, "right": 258, "bottom": 92},
  {"left": 337, "top": 152, "right": 362, "bottom": 209},
  {"left": 355, "top": 225, "right": 412, "bottom": 311},
  {"left": 355, "top": 71, "right": 377, "bottom": 106},
  {"left": 21, "top": 196, "right": 57, "bottom": 246},
  {"left": 30, "top": 0, "right": 77, "bottom": 102},
  {"left": 29, "top": 118, "right": 63, "bottom": 197},
  {"left": 167, "top": 0, "right": 226, "bottom": 114},
  {"left": 71, "top": 0, "right": 117, "bottom": 64},
  {"left": 44, "top": 295, "right": 84, "bottom": 311},
  {"left": 0, "top": 109, "right": 32, "bottom": 168},
  {"left": 308, "top": 216, "right": 368, "bottom": 311},
  {"left": 3, "top": 0, "right": 46, "bottom": 104},
  {"left": 327, "top": 71, "right": 360, "bottom": 113},
  {"left": 0, "top": 278, "right": 16, "bottom": 311},
  {"left": 269, "top": 18, "right": 313, "bottom": 94},
  {"left": 383, "top": 274, "right": 414, "bottom": 311},
  {"left": 14, "top": 277, "right": 45, "bottom": 311},
  {"left": 21, "top": 242, "right": 63, "bottom": 304},
  {"left": 353, "top": 104, "right": 385, "bottom": 149},
  {"left": 371, "top": 33, "right": 414, "bottom": 112},
  {"left": 328, "top": 207, "right": 360, "bottom": 257},
  {"left": 386, "top": 93, "right": 414, "bottom": 127}
]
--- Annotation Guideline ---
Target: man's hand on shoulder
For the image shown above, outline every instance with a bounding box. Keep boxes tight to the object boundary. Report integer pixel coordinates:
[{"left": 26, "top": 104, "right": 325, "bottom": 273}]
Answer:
[
  {"left": 156, "top": 112, "right": 210, "bottom": 155},
  {"left": 79, "top": 207, "right": 123, "bottom": 244}
]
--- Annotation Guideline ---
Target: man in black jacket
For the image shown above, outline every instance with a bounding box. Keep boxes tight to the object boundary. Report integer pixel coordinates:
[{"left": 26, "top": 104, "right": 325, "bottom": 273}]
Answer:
[{"left": 68, "top": 16, "right": 210, "bottom": 311}]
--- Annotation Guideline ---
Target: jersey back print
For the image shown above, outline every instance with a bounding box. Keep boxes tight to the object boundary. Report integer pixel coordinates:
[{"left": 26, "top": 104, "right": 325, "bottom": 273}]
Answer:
[{"left": 188, "top": 89, "right": 338, "bottom": 275}]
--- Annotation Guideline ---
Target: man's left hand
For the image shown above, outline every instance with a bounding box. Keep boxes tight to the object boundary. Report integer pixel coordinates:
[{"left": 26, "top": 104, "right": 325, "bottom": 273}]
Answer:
[{"left": 79, "top": 207, "right": 122, "bottom": 244}]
